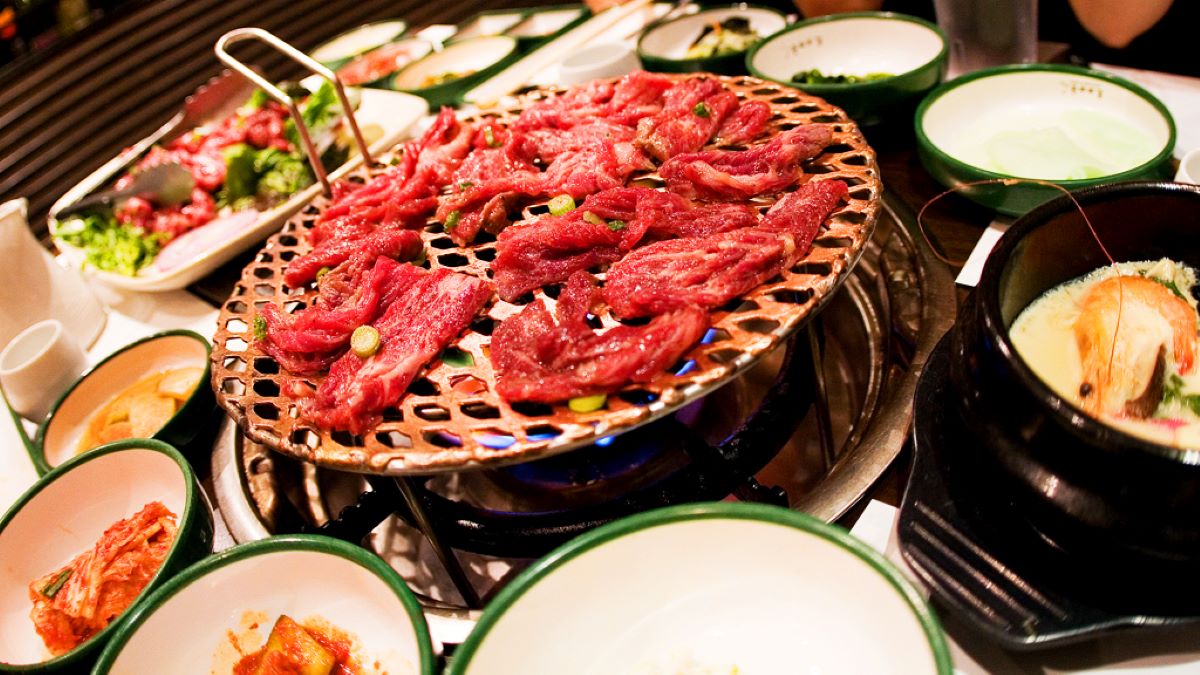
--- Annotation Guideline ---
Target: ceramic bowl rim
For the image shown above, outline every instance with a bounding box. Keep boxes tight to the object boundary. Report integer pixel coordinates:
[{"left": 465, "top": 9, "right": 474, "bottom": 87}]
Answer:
[
  {"left": 91, "top": 534, "right": 436, "bottom": 675},
  {"left": 745, "top": 11, "right": 947, "bottom": 92},
  {"left": 31, "top": 329, "right": 211, "bottom": 474},
  {"left": 447, "top": 501, "right": 953, "bottom": 675},
  {"left": 975, "top": 179, "right": 1200, "bottom": 465},
  {"left": 391, "top": 35, "right": 519, "bottom": 94},
  {"left": 0, "top": 440, "right": 203, "bottom": 672},
  {"left": 914, "top": 64, "right": 1177, "bottom": 188},
  {"left": 310, "top": 19, "right": 409, "bottom": 66},
  {"left": 636, "top": 3, "right": 788, "bottom": 65}
]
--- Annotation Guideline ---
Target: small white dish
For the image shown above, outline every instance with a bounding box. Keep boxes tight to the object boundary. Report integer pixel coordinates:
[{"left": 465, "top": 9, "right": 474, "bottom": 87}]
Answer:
[
  {"left": 559, "top": 43, "right": 641, "bottom": 86},
  {"left": 0, "top": 320, "right": 88, "bottom": 422},
  {"left": 454, "top": 12, "right": 525, "bottom": 41},
  {"left": 93, "top": 535, "right": 435, "bottom": 675},
  {"left": 507, "top": 8, "right": 586, "bottom": 39},
  {"left": 1176, "top": 147, "right": 1200, "bottom": 183},
  {"left": 449, "top": 503, "right": 951, "bottom": 675},
  {"left": 638, "top": 5, "right": 786, "bottom": 62},
  {"left": 311, "top": 20, "right": 408, "bottom": 69}
]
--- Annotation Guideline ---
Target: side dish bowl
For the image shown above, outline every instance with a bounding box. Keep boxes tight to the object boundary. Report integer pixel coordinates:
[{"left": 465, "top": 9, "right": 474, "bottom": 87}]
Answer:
[
  {"left": 449, "top": 502, "right": 951, "bottom": 675},
  {"left": 0, "top": 441, "right": 213, "bottom": 673},
  {"left": 92, "top": 535, "right": 435, "bottom": 675},
  {"left": 33, "top": 330, "right": 217, "bottom": 474},
  {"left": 916, "top": 65, "right": 1175, "bottom": 215},
  {"left": 747, "top": 11, "right": 946, "bottom": 124},
  {"left": 310, "top": 20, "right": 408, "bottom": 70},
  {"left": 951, "top": 181, "right": 1200, "bottom": 568},
  {"left": 638, "top": 4, "right": 787, "bottom": 75},
  {"left": 393, "top": 36, "right": 520, "bottom": 108}
]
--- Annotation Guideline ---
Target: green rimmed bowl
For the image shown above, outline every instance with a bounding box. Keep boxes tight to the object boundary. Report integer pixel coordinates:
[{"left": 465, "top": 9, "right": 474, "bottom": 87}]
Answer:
[
  {"left": 747, "top": 11, "right": 947, "bottom": 125},
  {"left": 31, "top": 330, "right": 217, "bottom": 474},
  {"left": 449, "top": 503, "right": 951, "bottom": 675},
  {"left": 93, "top": 535, "right": 435, "bottom": 675},
  {"left": 638, "top": 4, "right": 787, "bottom": 76},
  {"left": 392, "top": 36, "right": 520, "bottom": 108},
  {"left": 915, "top": 64, "right": 1176, "bottom": 216},
  {"left": 505, "top": 5, "right": 589, "bottom": 48},
  {"left": 0, "top": 441, "right": 213, "bottom": 673},
  {"left": 311, "top": 20, "right": 408, "bottom": 70},
  {"left": 334, "top": 38, "right": 433, "bottom": 89}
]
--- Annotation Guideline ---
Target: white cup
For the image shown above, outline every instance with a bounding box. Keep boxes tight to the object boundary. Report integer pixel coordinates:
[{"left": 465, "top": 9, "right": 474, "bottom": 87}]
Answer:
[
  {"left": 559, "top": 43, "right": 641, "bottom": 86},
  {"left": 1176, "top": 148, "right": 1200, "bottom": 184},
  {"left": 0, "top": 320, "right": 89, "bottom": 423}
]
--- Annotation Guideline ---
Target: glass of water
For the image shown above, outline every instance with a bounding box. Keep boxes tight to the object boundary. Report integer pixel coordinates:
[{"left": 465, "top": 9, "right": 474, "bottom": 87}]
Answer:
[{"left": 934, "top": 0, "right": 1038, "bottom": 77}]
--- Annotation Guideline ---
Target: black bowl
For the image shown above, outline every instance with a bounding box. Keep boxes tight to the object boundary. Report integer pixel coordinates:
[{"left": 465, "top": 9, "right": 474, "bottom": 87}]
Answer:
[{"left": 951, "top": 181, "right": 1200, "bottom": 569}]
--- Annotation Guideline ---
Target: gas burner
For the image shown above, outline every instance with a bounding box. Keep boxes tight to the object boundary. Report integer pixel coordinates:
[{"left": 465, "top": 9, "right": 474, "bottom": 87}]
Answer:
[{"left": 210, "top": 195, "right": 955, "bottom": 644}]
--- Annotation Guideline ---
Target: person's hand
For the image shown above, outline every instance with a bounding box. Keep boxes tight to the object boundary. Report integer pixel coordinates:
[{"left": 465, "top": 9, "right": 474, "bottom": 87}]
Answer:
[{"left": 793, "top": 0, "right": 884, "bottom": 18}]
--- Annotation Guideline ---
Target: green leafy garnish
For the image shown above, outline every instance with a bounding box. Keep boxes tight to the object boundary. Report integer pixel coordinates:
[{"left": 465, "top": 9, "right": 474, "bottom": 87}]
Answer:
[
  {"left": 56, "top": 212, "right": 165, "bottom": 277},
  {"left": 791, "top": 69, "right": 894, "bottom": 85},
  {"left": 246, "top": 89, "right": 271, "bottom": 110},
  {"left": 220, "top": 144, "right": 259, "bottom": 204},
  {"left": 253, "top": 315, "right": 267, "bottom": 341},
  {"left": 1148, "top": 275, "right": 1189, "bottom": 301},
  {"left": 1162, "top": 373, "right": 1200, "bottom": 417},
  {"left": 692, "top": 102, "right": 710, "bottom": 118},
  {"left": 41, "top": 568, "right": 72, "bottom": 598},
  {"left": 607, "top": 219, "right": 626, "bottom": 231},
  {"left": 218, "top": 145, "right": 313, "bottom": 207},
  {"left": 284, "top": 80, "right": 341, "bottom": 150},
  {"left": 444, "top": 210, "right": 461, "bottom": 231},
  {"left": 441, "top": 347, "right": 475, "bottom": 368}
]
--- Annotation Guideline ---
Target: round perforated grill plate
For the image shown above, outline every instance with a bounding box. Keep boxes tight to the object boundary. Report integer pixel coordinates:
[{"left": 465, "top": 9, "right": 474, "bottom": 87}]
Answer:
[{"left": 210, "top": 74, "right": 881, "bottom": 475}]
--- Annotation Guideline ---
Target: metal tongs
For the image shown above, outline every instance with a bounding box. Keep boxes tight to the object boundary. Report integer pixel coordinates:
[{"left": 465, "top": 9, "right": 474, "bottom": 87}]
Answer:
[{"left": 215, "top": 27, "right": 376, "bottom": 196}]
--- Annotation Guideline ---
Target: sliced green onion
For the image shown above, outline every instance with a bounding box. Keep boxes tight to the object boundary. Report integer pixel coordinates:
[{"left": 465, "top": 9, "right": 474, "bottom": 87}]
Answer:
[
  {"left": 315, "top": 266, "right": 331, "bottom": 281},
  {"left": 388, "top": 155, "right": 402, "bottom": 166},
  {"left": 41, "top": 568, "right": 72, "bottom": 598},
  {"left": 484, "top": 126, "right": 501, "bottom": 148},
  {"left": 458, "top": 181, "right": 474, "bottom": 191},
  {"left": 693, "top": 101, "right": 710, "bottom": 118},
  {"left": 548, "top": 194, "right": 576, "bottom": 216},
  {"left": 444, "top": 210, "right": 461, "bottom": 232},
  {"left": 253, "top": 315, "right": 267, "bottom": 342},
  {"left": 441, "top": 347, "right": 475, "bottom": 368},
  {"left": 607, "top": 219, "right": 626, "bottom": 232},
  {"left": 568, "top": 394, "right": 607, "bottom": 413},
  {"left": 351, "top": 325, "right": 381, "bottom": 358},
  {"left": 582, "top": 211, "right": 605, "bottom": 227}
]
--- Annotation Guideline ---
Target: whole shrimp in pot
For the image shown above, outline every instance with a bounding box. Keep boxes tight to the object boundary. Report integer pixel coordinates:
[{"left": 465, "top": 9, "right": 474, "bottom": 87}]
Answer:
[{"left": 1074, "top": 275, "right": 1200, "bottom": 418}]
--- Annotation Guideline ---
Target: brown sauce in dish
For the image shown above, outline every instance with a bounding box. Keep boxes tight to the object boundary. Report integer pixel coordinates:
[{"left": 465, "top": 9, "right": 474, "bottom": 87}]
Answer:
[{"left": 232, "top": 615, "right": 361, "bottom": 675}]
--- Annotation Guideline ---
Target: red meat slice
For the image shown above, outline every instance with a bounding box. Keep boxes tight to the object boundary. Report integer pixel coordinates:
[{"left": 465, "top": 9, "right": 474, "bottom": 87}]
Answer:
[
  {"left": 514, "top": 70, "right": 673, "bottom": 131},
  {"left": 603, "top": 180, "right": 848, "bottom": 318},
  {"left": 716, "top": 100, "right": 772, "bottom": 145},
  {"left": 436, "top": 137, "right": 543, "bottom": 245},
  {"left": 283, "top": 227, "right": 422, "bottom": 288},
  {"left": 303, "top": 267, "right": 492, "bottom": 433},
  {"left": 492, "top": 188, "right": 687, "bottom": 301},
  {"left": 635, "top": 76, "right": 739, "bottom": 162},
  {"left": 648, "top": 202, "right": 760, "bottom": 239},
  {"left": 491, "top": 272, "right": 708, "bottom": 403},
  {"left": 660, "top": 124, "right": 833, "bottom": 201}
]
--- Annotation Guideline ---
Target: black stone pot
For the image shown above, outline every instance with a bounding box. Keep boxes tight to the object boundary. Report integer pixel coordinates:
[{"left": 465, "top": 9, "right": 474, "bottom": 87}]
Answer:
[{"left": 950, "top": 181, "right": 1200, "bottom": 570}]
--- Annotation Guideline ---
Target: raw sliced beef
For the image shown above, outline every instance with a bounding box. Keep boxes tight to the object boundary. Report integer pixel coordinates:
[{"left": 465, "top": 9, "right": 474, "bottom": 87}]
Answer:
[
  {"left": 491, "top": 272, "right": 708, "bottom": 402},
  {"left": 635, "top": 76, "right": 739, "bottom": 162},
  {"left": 660, "top": 124, "right": 832, "bottom": 201},
  {"left": 603, "top": 180, "right": 848, "bottom": 318},
  {"left": 284, "top": 227, "right": 422, "bottom": 288},
  {"left": 716, "top": 100, "right": 772, "bottom": 145},
  {"left": 514, "top": 70, "right": 673, "bottom": 131},
  {"left": 436, "top": 137, "right": 543, "bottom": 245},
  {"left": 303, "top": 267, "right": 492, "bottom": 433}
]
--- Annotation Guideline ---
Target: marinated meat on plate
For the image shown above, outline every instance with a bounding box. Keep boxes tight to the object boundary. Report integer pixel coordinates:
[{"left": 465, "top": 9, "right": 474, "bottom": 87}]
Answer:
[
  {"left": 604, "top": 179, "right": 848, "bottom": 318},
  {"left": 492, "top": 272, "right": 708, "bottom": 403},
  {"left": 661, "top": 124, "right": 833, "bottom": 201},
  {"left": 635, "top": 76, "right": 740, "bottom": 161}
]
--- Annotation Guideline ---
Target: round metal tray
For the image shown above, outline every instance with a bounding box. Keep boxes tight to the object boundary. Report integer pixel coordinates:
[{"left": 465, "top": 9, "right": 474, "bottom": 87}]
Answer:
[{"left": 209, "top": 74, "right": 882, "bottom": 474}]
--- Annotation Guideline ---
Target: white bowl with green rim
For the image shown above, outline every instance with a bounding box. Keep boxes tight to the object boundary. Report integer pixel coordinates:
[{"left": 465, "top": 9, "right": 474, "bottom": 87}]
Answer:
[
  {"left": 0, "top": 440, "right": 213, "bottom": 673},
  {"left": 31, "top": 330, "right": 217, "bottom": 475},
  {"left": 506, "top": 5, "right": 588, "bottom": 47},
  {"left": 311, "top": 20, "right": 408, "bottom": 70},
  {"left": 747, "top": 11, "right": 947, "bottom": 125},
  {"left": 392, "top": 36, "right": 520, "bottom": 108},
  {"left": 453, "top": 10, "right": 527, "bottom": 41},
  {"left": 93, "top": 535, "right": 435, "bottom": 675},
  {"left": 915, "top": 64, "right": 1176, "bottom": 216},
  {"left": 335, "top": 38, "right": 433, "bottom": 89},
  {"left": 448, "top": 502, "right": 951, "bottom": 675},
  {"left": 638, "top": 4, "right": 787, "bottom": 75}
]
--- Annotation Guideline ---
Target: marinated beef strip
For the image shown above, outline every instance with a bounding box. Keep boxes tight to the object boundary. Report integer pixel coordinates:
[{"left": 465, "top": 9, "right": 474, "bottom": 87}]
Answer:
[
  {"left": 491, "top": 272, "right": 708, "bottom": 403},
  {"left": 436, "top": 125, "right": 543, "bottom": 246},
  {"left": 288, "top": 108, "right": 473, "bottom": 283},
  {"left": 635, "top": 76, "right": 739, "bottom": 162},
  {"left": 513, "top": 70, "right": 673, "bottom": 131},
  {"left": 715, "top": 99, "right": 772, "bottom": 146},
  {"left": 660, "top": 124, "right": 833, "bottom": 201},
  {"left": 303, "top": 267, "right": 492, "bottom": 434},
  {"left": 29, "top": 502, "right": 177, "bottom": 656},
  {"left": 492, "top": 187, "right": 687, "bottom": 302},
  {"left": 603, "top": 180, "right": 849, "bottom": 318},
  {"left": 283, "top": 227, "right": 422, "bottom": 289},
  {"left": 260, "top": 243, "right": 419, "bottom": 375}
]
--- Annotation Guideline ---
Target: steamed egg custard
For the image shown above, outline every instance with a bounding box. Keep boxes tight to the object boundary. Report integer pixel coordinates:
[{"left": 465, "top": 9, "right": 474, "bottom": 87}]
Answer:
[{"left": 1011, "top": 259, "right": 1200, "bottom": 448}]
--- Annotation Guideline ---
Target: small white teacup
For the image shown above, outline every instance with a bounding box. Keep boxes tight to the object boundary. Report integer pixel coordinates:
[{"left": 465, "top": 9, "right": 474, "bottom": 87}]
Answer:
[
  {"left": 1176, "top": 147, "right": 1200, "bottom": 184},
  {"left": 0, "top": 320, "right": 89, "bottom": 423}
]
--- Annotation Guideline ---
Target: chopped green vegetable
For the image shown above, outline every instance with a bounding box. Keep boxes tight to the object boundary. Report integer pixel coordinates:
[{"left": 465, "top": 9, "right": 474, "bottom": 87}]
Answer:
[
  {"left": 389, "top": 155, "right": 403, "bottom": 166},
  {"left": 41, "top": 568, "right": 71, "bottom": 599},
  {"left": 568, "top": 394, "right": 607, "bottom": 413},
  {"left": 247, "top": 89, "right": 271, "bottom": 110},
  {"left": 484, "top": 126, "right": 501, "bottom": 148},
  {"left": 791, "top": 69, "right": 894, "bottom": 85},
  {"left": 255, "top": 148, "right": 313, "bottom": 201},
  {"left": 582, "top": 211, "right": 605, "bottom": 226},
  {"left": 607, "top": 219, "right": 626, "bottom": 232},
  {"left": 458, "top": 181, "right": 475, "bottom": 191},
  {"left": 220, "top": 144, "right": 260, "bottom": 204},
  {"left": 56, "top": 212, "right": 165, "bottom": 276},
  {"left": 692, "top": 102, "right": 710, "bottom": 118},
  {"left": 684, "top": 16, "right": 759, "bottom": 59},
  {"left": 351, "top": 325, "right": 381, "bottom": 358},
  {"left": 444, "top": 210, "right": 461, "bottom": 232},
  {"left": 253, "top": 315, "right": 267, "bottom": 341},
  {"left": 315, "top": 266, "right": 331, "bottom": 281},
  {"left": 1162, "top": 374, "right": 1200, "bottom": 417},
  {"left": 284, "top": 80, "right": 342, "bottom": 151},
  {"left": 548, "top": 194, "right": 576, "bottom": 216},
  {"left": 441, "top": 347, "right": 475, "bottom": 368}
]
